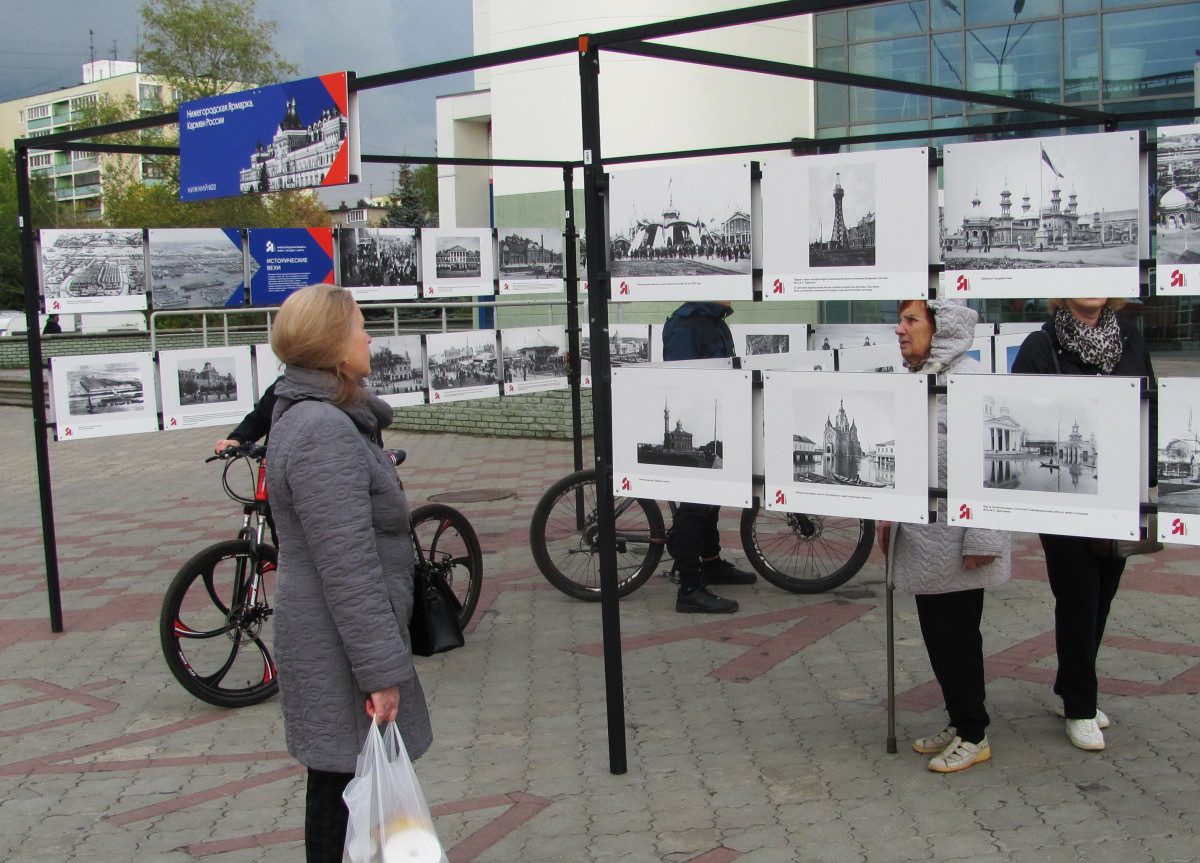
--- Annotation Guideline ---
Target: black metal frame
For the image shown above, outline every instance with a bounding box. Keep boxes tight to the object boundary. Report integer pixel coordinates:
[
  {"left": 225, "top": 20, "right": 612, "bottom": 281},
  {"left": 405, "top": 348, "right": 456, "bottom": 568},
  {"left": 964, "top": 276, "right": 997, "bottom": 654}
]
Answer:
[{"left": 14, "top": 0, "right": 1199, "bottom": 774}]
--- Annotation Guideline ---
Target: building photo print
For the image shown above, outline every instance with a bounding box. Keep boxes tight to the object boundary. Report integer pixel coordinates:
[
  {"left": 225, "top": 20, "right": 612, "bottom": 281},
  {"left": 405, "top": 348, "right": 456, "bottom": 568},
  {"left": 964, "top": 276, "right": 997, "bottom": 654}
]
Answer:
[
  {"left": 791, "top": 390, "right": 897, "bottom": 489},
  {"left": 809, "top": 162, "right": 876, "bottom": 268},
  {"left": 982, "top": 393, "right": 1101, "bottom": 495},
  {"left": 176, "top": 357, "right": 238, "bottom": 405},
  {"left": 67, "top": 360, "right": 146, "bottom": 416}
]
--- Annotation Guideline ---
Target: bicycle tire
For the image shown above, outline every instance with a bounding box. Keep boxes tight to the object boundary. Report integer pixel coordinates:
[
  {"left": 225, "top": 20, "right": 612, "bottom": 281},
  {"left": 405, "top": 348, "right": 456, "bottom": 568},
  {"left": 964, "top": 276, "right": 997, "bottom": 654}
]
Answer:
[
  {"left": 739, "top": 501, "right": 874, "bottom": 594},
  {"left": 410, "top": 503, "right": 483, "bottom": 628},
  {"left": 529, "top": 468, "right": 665, "bottom": 601},
  {"left": 160, "top": 539, "right": 278, "bottom": 708}
]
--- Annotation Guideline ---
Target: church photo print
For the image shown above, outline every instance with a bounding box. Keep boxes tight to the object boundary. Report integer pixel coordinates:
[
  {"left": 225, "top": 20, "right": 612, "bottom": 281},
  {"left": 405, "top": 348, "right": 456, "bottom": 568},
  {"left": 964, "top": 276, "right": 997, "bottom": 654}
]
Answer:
[
  {"left": 1155, "top": 123, "right": 1200, "bottom": 295},
  {"left": 808, "top": 162, "right": 876, "bottom": 268}
]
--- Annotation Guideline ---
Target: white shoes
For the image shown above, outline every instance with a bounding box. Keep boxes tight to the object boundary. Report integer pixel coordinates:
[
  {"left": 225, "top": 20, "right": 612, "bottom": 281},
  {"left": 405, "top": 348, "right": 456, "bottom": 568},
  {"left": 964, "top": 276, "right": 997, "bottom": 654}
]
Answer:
[
  {"left": 912, "top": 725, "right": 957, "bottom": 755},
  {"left": 1055, "top": 697, "right": 1110, "bottom": 729},
  {"left": 1066, "top": 718, "right": 1106, "bottom": 751},
  {"left": 928, "top": 736, "right": 992, "bottom": 773}
]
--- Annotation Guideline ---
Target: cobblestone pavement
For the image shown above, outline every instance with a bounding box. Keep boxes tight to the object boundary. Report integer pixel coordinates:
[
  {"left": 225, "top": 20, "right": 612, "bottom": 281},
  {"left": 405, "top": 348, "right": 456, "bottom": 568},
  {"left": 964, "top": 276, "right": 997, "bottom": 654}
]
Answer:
[{"left": 2, "top": 402, "right": 1199, "bottom": 863}]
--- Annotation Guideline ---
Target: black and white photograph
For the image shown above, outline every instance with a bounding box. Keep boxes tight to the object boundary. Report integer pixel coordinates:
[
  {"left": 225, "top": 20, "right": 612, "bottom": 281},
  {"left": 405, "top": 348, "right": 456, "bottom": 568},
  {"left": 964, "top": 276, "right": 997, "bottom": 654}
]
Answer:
[
  {"left": 810, "top": 324, "right": 896, "bottom": 352},
  {"left": 611, "top": 366, "right": 753, "bottom": 508},
  {"left": 762, "top": 371, "right": 930, "bottom": 522},
  {"left": 366, "top": 335, "right": 425, "bottom": 407},
  {"left": 1156, "top": 378, "right": 1200, "bottom": 543},
  {"left": 836, "top": 343, "right": 905, "bottom": 374},
  {"left": 942, "top": 132, "right": 1143, "bottom": 298},
  {"left": 500, "top": 326, "right": 568, "bottom": 395},
  {"left": 148, "top": 228, "right": 245, "bottom": 310},
  {"left": 580, "top": 323, "right": 650, "bottom": 386},
  {"left": 40, "top": 229, "right": 147, "bottom": 314},
  {"left": 762, "top": 149, "right": 929, "bottom": 301},
  {"left": 497, "top": 228, "right": 565, "bottom": 295},
  {"left": 49, "top": 352, "right": 159, "bottom": 440},
  {"left": 729, "top": 323, "right": 810, "bottom": 358},
  {"left": 991, "top": 332, "right": 1029, "bottom": 375},
  {"left": 965, "top": 336, "right": 995, "bottom": 374},
  {"left": 947, "top": 373, "right": 1142, "bottom": 538},
  {"left": 158, "top": 346, "right": 255, "bottom": 431},
  {"left": 337, "top": 226, "right": 419, "bottom": 301},
  {"left": 425, "top": 329, "right": 499, "bottom": 403},
  {"left": 1155, "top": 124, "right": 1200, "bottom": 294},
  {"left": 253, "top": 342, "right": 281, "bottom": 398},
  {"left": 419, "top": 228, "right": 496, "bottom": 298},
  {"left": 607, "top": 161, "right": 753, "bottom": 301}
]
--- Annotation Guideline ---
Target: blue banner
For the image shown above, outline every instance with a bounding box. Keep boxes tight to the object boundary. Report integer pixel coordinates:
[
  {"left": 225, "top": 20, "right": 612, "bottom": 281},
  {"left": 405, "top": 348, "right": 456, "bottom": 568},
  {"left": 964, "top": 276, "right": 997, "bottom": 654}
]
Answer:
[
  {"left": 179, "top": 73, "right": 352, "bottom": 202},
  {"left": 247, "top": 229, "right": 334, "bottom": 306}
]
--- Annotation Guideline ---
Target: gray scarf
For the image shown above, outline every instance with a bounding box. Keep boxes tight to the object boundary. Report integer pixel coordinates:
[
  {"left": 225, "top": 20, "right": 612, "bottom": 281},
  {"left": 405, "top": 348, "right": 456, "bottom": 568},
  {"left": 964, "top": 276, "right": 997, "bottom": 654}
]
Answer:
[
  {"left": 1053, "top": 306, "right": 1123, "bottom": 374},
  {"left": 275, "top": 365, "right": 393, "bottom": 441}
]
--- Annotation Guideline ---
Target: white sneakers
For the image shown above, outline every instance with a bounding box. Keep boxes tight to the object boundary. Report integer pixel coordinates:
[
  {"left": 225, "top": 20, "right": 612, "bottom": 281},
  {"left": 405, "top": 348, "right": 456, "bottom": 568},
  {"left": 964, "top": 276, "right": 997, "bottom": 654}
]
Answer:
[
  {"left": 912, "top": 725, "right": 957, "bottom": 755},
  {"left": 928, "top": 736, "right": 991, "bottom": 773},
  {"left": 1055, "top": 697, "right": 1109, "bottom": 729},
  {"left": 1066, "top": 718, "right": 1106, "bottom": 750}
]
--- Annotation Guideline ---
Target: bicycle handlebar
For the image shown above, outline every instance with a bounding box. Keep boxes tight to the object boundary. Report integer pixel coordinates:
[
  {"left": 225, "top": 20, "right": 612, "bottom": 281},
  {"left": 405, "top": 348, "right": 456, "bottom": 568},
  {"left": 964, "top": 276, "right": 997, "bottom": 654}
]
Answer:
[{"left": 207, "top": 442, "right": 267, "bottom": 464}]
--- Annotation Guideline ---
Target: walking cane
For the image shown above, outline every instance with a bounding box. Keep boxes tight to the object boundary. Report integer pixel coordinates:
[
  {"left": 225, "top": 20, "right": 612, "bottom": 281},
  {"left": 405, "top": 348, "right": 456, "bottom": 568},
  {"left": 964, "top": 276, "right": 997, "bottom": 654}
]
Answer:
[{"left": 885, "top": 544, "right": 897, "bottom": 754}]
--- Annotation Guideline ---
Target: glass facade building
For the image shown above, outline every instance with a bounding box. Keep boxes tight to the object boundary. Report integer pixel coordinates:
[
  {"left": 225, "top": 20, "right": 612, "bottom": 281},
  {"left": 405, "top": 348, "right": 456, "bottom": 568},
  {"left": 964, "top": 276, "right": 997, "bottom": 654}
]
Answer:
[{"left": 813, "top": 0, "right": 1200, "bottom": 347}]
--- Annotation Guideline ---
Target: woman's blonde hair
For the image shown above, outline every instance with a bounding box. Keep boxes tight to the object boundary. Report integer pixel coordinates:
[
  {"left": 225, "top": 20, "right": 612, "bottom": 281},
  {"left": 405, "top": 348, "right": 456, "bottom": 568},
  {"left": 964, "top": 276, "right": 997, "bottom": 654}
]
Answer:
[
  {"left": 1046, "top": 297, "right": 1126, "bottom": 312},
  {"left": 271, "top": 284, "right": 363, "bottom": 404}
]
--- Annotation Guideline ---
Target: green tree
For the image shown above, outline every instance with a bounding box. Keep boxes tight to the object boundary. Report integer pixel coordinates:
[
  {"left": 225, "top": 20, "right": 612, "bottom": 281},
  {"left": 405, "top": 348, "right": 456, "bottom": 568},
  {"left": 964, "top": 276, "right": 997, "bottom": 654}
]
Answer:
[
  {"left": 380, "top": 163, "right": 437, "bottom": 228},
  {"left": 138, "top": 0, "right": 298, "bottom": 102},
  {"left": 413, "top": 163, "right": 439, "bottom": 227},
  {"left": 0, "top": 150, "right": 59, "bottom": 311}
]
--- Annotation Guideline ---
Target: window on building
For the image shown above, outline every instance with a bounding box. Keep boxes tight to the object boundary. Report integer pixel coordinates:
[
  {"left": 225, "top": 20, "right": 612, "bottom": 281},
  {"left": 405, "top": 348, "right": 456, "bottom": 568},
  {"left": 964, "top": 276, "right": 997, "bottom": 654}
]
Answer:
[
  {"left": 1102, "top": 4, "right": 1199, "bottom": 101},
  {"left": 347, "top": 209, "right": 367, "bottom": 223},
  {"left": 27, "top": 104, "right": 50, "bottom": 121},
  {"left": 69, "top": 93, "right": 97, "bottom": 113},
  {"left": 849, "top": 36, "right": 930, "bottom": 123},
  {"left": 139, "top": 83, "right": 163, "bottom": 104},
  {"left": 28, "top": 153, "right": 52, "bottom": 169}
]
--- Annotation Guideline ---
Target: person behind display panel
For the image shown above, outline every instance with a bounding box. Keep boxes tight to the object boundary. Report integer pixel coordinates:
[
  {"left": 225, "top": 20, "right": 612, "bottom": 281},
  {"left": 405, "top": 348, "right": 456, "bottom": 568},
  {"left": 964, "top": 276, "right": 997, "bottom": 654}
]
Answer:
[
  {"left": 265, "top": 285, "right": 431, "bottom": 863},
  {"left": 876, "top": 298, "right": 1011, "bottom": 773},
  {"left": 661, "top": 300, "right": 758, "bottom": 615},
  {"left": 1011, "top": 297, "right": 1155, "bottom": 753}
]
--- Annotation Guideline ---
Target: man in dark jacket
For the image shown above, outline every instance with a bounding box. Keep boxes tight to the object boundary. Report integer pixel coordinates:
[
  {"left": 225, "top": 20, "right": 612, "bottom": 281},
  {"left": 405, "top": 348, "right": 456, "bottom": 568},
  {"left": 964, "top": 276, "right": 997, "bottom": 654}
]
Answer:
[
  {"left": 214, "top": 378, "right": 278, "bottom": 454},
  {"left": 662, "top": 301, "right": 756, "bottom": 614}
]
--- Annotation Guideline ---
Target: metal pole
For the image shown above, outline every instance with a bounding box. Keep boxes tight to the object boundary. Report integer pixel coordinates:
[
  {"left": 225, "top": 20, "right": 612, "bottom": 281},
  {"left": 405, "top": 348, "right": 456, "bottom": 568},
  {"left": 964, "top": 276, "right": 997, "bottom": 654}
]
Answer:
[
  {"left": 15, "top": 143, "right": 64, "bottom": 632},
  {"left": 579, "top": 36, "right": 627, "bottom": 775},
  {"left": 562, "top": 165, "right": 585, "bottom": 475},
  {"left": 885, "top": 554, "right": 897, "bottom": 754}
]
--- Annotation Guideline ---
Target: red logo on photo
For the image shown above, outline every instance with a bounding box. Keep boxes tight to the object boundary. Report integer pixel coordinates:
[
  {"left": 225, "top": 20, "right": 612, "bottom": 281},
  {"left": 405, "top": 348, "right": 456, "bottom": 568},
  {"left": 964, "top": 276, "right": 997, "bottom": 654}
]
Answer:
[
  {"left": 774, "top": 489, "right": 786, "bottom": 505},
  {"left": 772, "top": 279, "right": 783, "bottom": 294},
  {"left": 52, "top": 300, "right": 61, "bottom": 310},
  {"left": 958, "top": 504, "right": 972, "bottom": 520},
  {"left": 619, "top": 281, "right": 630, "bottom": 295},
  {"left": 1172, "top": 518, "right": 1186, "bottom": 536},
  {"left": 169, "top": 417, "right": 178, "bottom": 427},
  {"left": 955, "top": 275, "right": 969, "bottom": 292},
  {"left": 63, "top": 427, "right": 72, "bottom": 436},
  {"left": 507, "top": 383, "right": 514, "bottom": 392},
  {"left": 502, "top": 282, "right": 510, "bottom": 292},
  {"left": 433, "top": 392, "right": 441, "bottom": 400},
  {"left": 1171, "top": 269, "right": 1186, "bottom": 289},
  {"left": 620, "top": 477, "right": 631, "bottom": 491},
  {"left": 583, "top": 376, "right": 591, "bottom": 386}
]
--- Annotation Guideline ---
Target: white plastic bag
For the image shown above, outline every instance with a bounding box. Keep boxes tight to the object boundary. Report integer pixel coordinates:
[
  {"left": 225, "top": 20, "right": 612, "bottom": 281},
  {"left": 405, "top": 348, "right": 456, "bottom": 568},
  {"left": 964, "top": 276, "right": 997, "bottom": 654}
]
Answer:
[{"left": 342, "top": 722, "right": 448, "bottom": 863}]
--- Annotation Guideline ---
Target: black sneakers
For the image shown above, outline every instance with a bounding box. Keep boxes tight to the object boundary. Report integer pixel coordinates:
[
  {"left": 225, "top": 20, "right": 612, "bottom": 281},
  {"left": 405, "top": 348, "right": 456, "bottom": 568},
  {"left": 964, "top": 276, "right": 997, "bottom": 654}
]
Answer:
[
  {"left": 701, "top": 557, "right": 757, "bottom": 585},
  {"left": 676, "top": 586, "right": 738, "bottom": 614}
]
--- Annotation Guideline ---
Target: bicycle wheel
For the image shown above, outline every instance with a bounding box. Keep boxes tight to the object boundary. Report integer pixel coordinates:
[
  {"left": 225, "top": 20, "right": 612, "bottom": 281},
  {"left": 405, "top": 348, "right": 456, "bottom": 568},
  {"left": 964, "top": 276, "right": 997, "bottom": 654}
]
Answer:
[
  {"left": 410, "top": 503, "right": 483, "bottom": 628},
  {"left": 739, "top": 500, "right": 874, "bottom": 594},
  {"left": 160, "top": 539, "right": 278, "bottom": 708},
  {"left": 529, "top": 468, "right": 665, "bottom": 601}
]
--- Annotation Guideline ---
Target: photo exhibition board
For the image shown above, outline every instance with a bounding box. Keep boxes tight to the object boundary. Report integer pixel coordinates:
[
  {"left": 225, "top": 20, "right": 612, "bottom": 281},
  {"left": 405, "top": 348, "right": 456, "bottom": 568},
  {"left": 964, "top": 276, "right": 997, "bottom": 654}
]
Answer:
[
  {"left": 761, "top": 147, "right": 930, "bottom": 301},
  {"left": 420, "top": 228, "right": 496, "bottom": 298},
  {"left": 966, "top": 336, "right": 995, "bottom": 374},
  {"left": 336, "top": 227, "right": 419, "bottom": 301},
  {"left": 425, "top": 329, "right": 499, "bottom": 403},
  {"left": 580, "top": 323, "right": 651, "bottom": 388},
  {"left": 761, "top": 371, "right": 930, "bottom": 523},
  {"left": 365, "top": 334, "right": 425, "bottom": 407},
  {"left": 607, "top": 161, "right": 753, "bottom": 302},
  {"left": 50, "top": 351, "right": 159, "bottom": 440},
  {"left": 39, "top": 229, "right": 147, "bottom": 314},
  {"left": 728, "top": 323, "right": 812, "bottom": 369},
  {"left": 810, "top": 324, "right": 896, "bottom": 353},
  {"left": 992, "top": 332, "right": 1033, "bottom": 374},
  {"left": 749, "top": 351, "right": 832, "bottom": 477},
  {"left": 158, "top": 345, "right": 256, "bottom": 431},
  {"left": 499, "top": 326, "right": 569, "bottom": 395},
  {"left": 148, "top": 228, "right": 246, "bottom": 310},
  {"left": 942, "top": 131, "right": 1143, "bottom": 299},
  {"left": 836, "top": 343, "right": 906, "bottom": 374},
  {"left": 1156, "top": 378, "right": 1200, "bottom": 544},
  {"left": 1155, "top": 124, "right": 1200, "bottom": 296},
  {"left": 611, "top": 366, "right": 753, "bottom": 508},
  {"left": 946, "top": 373, "right": 1142, "bottom": 538},
  {"left": 496, "top": 228, "right": 566, "bottom": 295},
  {"left": 246, "top": 228, "right": 334, "bottom": 306},
  {"left": 253, "top": 342, "right": 281, "bottom": 397},
  {"left": 178, "top": 72, "right": 358, "bottom": 201}
]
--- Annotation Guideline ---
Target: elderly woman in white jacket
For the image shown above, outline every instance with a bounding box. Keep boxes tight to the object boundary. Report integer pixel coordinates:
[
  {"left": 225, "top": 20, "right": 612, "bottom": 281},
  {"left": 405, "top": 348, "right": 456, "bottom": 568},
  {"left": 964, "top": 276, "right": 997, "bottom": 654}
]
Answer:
[{"left": 877, "top": 298, "right": 1011, "bottom": 773}]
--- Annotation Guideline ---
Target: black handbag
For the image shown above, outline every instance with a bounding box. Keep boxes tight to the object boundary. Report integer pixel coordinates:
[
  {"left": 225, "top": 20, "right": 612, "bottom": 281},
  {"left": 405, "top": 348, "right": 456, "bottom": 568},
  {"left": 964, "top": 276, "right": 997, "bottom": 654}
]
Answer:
[{"left": 409, "top": 563, "right": 465, "bottom": 656}]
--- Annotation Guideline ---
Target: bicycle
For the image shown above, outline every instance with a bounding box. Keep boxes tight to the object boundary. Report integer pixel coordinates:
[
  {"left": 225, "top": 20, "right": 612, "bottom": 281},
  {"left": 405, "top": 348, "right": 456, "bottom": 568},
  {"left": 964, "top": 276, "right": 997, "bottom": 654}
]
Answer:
[
  {"left": 529, "top": 467, "right": 874, "bottom": 601},
  {"left": 160, "top": 443, "right": 484, "bottom": 708}
]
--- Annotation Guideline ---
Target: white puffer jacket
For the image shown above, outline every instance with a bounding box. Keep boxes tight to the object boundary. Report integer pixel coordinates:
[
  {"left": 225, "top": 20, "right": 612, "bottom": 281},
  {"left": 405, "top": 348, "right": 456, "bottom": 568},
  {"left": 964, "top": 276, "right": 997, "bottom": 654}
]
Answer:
[{"left": 889, "top": 300, "right": 1011, "bottom": 594}]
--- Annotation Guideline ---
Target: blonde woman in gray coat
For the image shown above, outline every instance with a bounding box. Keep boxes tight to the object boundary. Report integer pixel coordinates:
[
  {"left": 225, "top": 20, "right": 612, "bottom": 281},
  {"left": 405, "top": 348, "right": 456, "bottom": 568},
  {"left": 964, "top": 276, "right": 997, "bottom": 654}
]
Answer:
[
  {"left": 267, "top": 285, "right": 432, "bottom": 863},
  {"left": 877, "top": 299, "right": 1010, "bottom": 773}
]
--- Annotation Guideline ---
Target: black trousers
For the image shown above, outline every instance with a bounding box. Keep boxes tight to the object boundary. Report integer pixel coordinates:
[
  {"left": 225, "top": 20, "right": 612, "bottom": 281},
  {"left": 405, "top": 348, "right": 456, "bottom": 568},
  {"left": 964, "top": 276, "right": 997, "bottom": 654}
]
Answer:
[
  {"left": 671, "top": 502, "right": 722, "bottom": 591},
  {"left": 306, "top": 767, "right": 353, "bottom": 863},
  {"left": 915, "top": 589, "right": 989, "bottom": 744},
  {"left": 1038, "top": 533, "right": 1125, "bottom": 719}
]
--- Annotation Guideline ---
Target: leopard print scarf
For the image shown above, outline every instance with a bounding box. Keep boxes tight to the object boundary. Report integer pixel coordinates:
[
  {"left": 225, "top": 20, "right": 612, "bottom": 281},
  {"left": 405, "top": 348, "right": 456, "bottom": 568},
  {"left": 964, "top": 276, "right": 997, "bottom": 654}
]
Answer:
[{"left": 1053, "top": 306, "right": 1123, "bottom": 374}]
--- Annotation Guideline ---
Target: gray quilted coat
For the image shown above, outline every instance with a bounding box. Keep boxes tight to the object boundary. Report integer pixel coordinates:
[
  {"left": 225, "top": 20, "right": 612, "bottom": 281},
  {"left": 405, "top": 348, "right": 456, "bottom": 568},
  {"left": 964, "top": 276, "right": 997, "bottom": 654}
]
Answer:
[
  {"left": 888, "top": 300, "right": 1011, "bottom": 594},
  {"left": 267, "top": 367, "right": 432, "bottom": 773}
]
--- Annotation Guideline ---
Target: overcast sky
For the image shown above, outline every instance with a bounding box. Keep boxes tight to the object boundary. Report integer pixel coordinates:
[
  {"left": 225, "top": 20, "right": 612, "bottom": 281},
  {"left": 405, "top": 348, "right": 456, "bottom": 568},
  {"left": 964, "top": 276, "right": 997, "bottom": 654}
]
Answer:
[{"left": 0, "top": 0, "right": 475, "bottom": 203}]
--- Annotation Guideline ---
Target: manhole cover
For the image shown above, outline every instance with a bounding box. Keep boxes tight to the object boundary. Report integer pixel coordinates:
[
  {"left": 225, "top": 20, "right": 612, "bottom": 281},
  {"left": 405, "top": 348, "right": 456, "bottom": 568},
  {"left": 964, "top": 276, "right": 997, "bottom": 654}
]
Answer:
[{"left": 428, "top": 488, "right": 516, "bottom": 503}]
